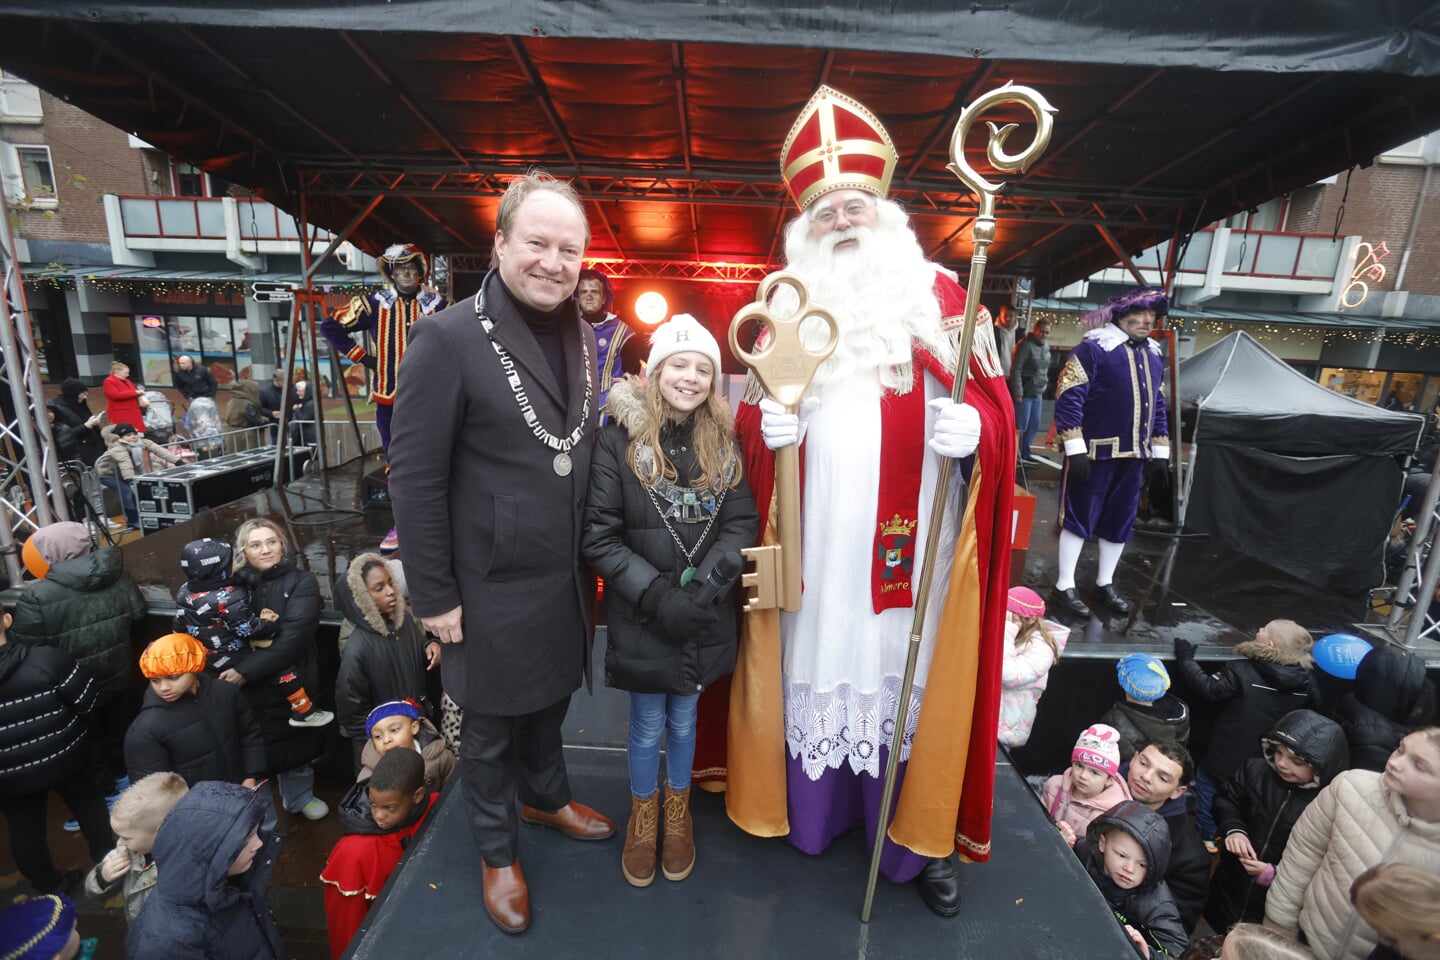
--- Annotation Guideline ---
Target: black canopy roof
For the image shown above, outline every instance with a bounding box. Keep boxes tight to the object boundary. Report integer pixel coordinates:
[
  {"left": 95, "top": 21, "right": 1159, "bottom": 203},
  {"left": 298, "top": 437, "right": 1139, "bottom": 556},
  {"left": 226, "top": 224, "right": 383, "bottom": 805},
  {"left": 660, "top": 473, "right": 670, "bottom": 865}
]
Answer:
[
  {"left": 2, "top": 1, "right": 1439, "bottom": 292},
  {"left": 1178, "top": 331, "right": 1427, "bottom": 456}
]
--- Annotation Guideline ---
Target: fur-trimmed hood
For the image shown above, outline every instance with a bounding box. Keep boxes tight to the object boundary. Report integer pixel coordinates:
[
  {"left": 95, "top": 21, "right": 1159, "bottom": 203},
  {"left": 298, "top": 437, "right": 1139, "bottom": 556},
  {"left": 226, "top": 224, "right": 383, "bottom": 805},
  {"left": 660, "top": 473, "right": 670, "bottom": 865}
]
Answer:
[
  {"left": 1232, "top": 639, "right": 1315, "bottom": 669},
  {"left": 605, "top": 376, "right": 653, "bottom": 440},
  {"left": 338, "top": 553, "right": 405, "bottom": 635}
]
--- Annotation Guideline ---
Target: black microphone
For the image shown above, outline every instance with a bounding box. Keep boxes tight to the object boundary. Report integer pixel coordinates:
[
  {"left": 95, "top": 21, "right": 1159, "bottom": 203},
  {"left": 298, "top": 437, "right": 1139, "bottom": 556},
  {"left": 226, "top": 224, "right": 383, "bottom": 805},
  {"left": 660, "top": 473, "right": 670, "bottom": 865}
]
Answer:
[{"left": 692, "top": 550, "right": 745, "bottom": 607}]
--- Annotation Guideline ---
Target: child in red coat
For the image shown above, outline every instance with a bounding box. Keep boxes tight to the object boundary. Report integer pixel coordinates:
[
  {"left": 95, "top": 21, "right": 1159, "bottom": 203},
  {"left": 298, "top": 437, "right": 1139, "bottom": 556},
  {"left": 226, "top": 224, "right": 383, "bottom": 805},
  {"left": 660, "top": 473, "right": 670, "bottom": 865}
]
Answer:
[{"left": 320, "top": 747, "right": 435, "bottom": 959}]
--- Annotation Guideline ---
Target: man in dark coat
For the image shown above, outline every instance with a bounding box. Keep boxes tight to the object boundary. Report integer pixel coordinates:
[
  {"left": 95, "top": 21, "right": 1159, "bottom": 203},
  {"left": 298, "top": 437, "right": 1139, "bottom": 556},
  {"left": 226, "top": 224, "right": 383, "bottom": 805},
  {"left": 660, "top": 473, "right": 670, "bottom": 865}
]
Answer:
[
  {"left": 1121, "top": 740, "right": 1212, "bottom": 934},
  {"left": 388, "top": 171, "right": 613, "bottom": 936},
  {"left": 0, "top": 608, "right": 113, "bottom": 893},
  {"left": 172, "top": 355, "right": 217, "bottom": 403},
  {"left": 51, "top": 378, "right": 106, "bottom": 465},
  {"left": 127, "top": 780, "right": 284, "bottom": 959}
]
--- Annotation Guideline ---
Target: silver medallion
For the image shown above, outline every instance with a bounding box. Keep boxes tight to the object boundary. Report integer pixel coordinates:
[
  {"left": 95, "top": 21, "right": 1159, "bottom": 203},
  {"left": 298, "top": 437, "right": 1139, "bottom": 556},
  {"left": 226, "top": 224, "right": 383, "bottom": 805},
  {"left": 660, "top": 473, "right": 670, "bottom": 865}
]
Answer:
[{"left": 553, "top": 452, "right": 573, "bottom": 477}]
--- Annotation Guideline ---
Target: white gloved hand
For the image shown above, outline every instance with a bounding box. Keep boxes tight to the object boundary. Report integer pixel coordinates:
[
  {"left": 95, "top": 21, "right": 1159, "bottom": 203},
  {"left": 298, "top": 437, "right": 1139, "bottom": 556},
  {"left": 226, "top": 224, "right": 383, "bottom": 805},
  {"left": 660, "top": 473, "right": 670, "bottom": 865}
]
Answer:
[
  {"left": 1151, "top": 444, "right": 1171, "bottom": 461},
  {"left": 759, "top": 396, "right": 819, "bottom": 451},
  {"left": 928, "top": 397, "right": 982, "bottom": 458}
]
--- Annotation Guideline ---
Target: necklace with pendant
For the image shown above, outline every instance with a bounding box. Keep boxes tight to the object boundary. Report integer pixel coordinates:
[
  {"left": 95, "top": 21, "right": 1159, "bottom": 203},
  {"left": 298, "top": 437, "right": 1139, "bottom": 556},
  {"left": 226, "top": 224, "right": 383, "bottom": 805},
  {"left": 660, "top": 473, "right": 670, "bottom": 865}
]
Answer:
[{"left": 474, "top": 284, "right": 592, "bottom": 476}]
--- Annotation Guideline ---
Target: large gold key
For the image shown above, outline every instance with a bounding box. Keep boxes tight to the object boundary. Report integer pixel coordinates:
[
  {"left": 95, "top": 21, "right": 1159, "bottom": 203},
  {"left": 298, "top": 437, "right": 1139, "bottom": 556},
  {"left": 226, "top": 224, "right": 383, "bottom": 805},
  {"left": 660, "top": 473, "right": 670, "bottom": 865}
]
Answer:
[{"left": 728, "top": 271, "right": 838, "bottom": 612}]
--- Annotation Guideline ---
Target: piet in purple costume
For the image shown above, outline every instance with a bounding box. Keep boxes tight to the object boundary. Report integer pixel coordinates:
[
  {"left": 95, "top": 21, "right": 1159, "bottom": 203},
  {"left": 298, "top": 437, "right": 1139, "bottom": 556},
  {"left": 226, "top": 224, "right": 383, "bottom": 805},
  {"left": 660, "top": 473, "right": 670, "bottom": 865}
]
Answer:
[
  {"left": 575, "top": 268, "right": 639, "bottom": 425},
  {"left": 320, "top": 244, "right": 447, "bottom": 453},
  {"left": 1051, "top": 287, "right": 1171, "bottom": 618}
]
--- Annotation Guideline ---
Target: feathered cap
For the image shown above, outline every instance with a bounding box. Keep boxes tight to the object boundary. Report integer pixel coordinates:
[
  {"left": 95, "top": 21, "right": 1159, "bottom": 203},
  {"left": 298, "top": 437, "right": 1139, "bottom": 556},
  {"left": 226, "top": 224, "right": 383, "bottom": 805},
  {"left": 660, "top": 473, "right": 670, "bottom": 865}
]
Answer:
[
  {"left": 781, "top": 86, "right": 898, "bottom": 211},
  {"left": 379, "top": 243, "right": 429, "bottom": 283},
  {"left": 1106, "top": 287, "right": 1169, "bottom": 324}
]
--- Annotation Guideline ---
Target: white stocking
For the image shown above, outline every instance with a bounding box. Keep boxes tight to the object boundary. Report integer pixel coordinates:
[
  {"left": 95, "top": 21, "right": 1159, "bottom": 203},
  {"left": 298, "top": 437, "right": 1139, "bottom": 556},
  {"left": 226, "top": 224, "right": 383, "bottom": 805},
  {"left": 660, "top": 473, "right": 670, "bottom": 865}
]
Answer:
[
  {"left": 1056, "top": 529, "right": 1085, "bottom": 591},
  {"left": 1096, "top": 538, "right": 1126, "bottom": 587}
]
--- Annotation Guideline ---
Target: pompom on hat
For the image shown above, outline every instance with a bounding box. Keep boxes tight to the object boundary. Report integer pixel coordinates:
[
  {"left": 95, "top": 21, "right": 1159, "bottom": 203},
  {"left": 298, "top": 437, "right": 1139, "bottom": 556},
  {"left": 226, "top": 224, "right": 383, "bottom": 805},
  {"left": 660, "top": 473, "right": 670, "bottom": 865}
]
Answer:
[
  {"left": 21, "top": 522, "right": 93, "bottom": 580},
  {"left": 646, "top": 314, "right": 722, "bottom": 377},
  {"left": 0, "top": 893, "right": 77, "bottom": 960},
  {"left": 139, "top": 633, "right": 207, "bottom": 679},
  {"left": 1007, "top": 586, "right": 1045, "bottom": 619},
  {"left": 366, "top": 698, "right": 421, "bottom": 739},
  {"left": 1116, "top": 652, "right": 1171, "bottom": 703},
  {"left": 1072, "top": 723, "right": 1123, "bottom": 778}
]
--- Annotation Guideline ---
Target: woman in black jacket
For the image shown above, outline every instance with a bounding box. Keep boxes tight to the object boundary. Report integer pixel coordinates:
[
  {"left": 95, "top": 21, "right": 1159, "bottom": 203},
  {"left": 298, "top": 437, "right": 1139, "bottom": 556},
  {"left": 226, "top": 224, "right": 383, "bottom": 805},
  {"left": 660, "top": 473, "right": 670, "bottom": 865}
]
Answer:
[
  {"left": 580, "top": 316, "right": 758, "bottom": 889},
  {"left": 1205, "top": 708, "right": 1349, "bottom": 932},
  {"left": 229, "top": 517, "right": 329, "bottom": 821}
]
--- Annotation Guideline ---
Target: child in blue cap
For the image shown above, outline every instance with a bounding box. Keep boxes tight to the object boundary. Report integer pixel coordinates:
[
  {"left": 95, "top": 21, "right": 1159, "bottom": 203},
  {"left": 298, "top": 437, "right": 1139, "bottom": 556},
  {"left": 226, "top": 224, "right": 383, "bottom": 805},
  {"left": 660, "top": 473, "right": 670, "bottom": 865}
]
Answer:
[{"left": 1100, "top": 652, "right": 1191, "bottom": 762}]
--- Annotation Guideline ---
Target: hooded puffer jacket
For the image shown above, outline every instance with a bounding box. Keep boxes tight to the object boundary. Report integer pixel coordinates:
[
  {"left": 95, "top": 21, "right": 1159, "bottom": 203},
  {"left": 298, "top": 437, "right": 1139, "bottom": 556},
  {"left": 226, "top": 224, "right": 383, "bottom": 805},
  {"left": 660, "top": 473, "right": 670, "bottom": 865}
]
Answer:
[
  {"left": 123, "top": 673, "right": 267, "bottom": 786},
  {"left": 1265, "top": 765, "right": 1440, "bottom": 960},
  {"left": 173, "top": 538, "right": 277, "bottom": 654},
  {"left": 580, "top": 379, "right": 759, "bottom": 696},
  {"left": 1206, "top": 708, "right": 1349, "bottom": 931},
  {"left": 1074, "top": 800, "right": 1189, "bottom": 960},
  {"left": 9, "top": 545, "right": 145, "bottom": 704},
  {"left": 356, "top": 719, "right": 455, "bottom": 791},
  {"left": 1176, "top": 639, "right": 1318, "bottom": 779},
  {"left": 0, "top": 642, "right": 97, "bottom": 796},
  {"left": 126, "top": 781, "right": 284, "bottom": 960},
  {"left": 1333, "top": 644, "right": 1428, "bottom": 772},
  {"left": 334, "top": 555, "right": 434, "bottom": 740}
]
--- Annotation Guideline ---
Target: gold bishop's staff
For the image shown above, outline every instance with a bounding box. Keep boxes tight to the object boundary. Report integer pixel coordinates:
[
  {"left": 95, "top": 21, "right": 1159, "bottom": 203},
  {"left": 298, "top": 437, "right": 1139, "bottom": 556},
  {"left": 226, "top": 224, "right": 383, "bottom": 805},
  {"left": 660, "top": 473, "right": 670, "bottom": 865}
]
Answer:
[{"left": 859, "top": 83, "right": 1056, "bottom": 922}]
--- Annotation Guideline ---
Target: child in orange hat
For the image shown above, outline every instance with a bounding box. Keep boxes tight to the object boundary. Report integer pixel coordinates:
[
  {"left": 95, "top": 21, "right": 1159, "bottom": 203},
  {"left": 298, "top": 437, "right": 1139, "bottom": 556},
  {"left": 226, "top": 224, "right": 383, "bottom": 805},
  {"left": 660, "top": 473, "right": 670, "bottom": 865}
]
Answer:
[{"left": 124, "top": 633, "right": 266, "bottom": 789}]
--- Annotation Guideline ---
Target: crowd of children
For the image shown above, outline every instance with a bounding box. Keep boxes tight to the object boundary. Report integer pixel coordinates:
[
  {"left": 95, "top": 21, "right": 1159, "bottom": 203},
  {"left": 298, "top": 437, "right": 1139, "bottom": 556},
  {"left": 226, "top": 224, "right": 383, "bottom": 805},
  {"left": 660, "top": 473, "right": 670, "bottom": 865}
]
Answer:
[{"left": 1014, "top": 612, "right": 1440, "bottom": 960}]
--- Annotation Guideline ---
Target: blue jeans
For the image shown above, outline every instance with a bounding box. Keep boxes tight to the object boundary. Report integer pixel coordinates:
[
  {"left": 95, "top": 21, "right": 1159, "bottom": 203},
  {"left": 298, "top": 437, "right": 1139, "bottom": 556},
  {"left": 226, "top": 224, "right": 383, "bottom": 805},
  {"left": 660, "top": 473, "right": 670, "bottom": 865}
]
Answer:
[
  {"left": 1017, "top": 396, "right": 1044, "bottom": 459},
  {"left": 627, "top": 692, "right": 699, "bottom": 798},
  {"left": 100, "top": 477, "right": 138, "bottom": 526},
  {"left": 1192, "top": 767, "right": 1219, "bottom": 840}
]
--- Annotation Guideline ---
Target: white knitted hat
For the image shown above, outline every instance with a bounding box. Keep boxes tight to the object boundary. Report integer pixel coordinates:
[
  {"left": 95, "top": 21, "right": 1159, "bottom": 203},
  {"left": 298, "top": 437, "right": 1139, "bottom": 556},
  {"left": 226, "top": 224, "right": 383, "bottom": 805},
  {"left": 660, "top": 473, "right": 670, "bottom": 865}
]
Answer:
[{"left": 646, "top": 313, "right": 722, "bottom": 374}]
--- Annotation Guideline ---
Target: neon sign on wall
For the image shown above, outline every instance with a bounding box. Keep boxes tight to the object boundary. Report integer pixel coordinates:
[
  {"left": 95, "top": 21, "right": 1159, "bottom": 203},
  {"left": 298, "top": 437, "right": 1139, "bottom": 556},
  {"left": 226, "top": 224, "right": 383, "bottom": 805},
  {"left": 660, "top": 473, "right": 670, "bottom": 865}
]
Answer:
[{"left": 1340, "top": 240, "right": 1391, "bottom": 309}]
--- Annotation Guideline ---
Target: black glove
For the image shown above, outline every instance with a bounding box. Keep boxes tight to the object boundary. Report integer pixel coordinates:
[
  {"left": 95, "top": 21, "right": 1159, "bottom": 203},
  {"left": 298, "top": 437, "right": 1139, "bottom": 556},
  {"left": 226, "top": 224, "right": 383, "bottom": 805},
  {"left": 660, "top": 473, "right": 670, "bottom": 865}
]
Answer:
[
  {"left": 1174, "top": 637, "right": 1197, "bottom": 660},
  {"left": 1066, "top": 451, "right": 1092, "bottom": 483},
  {"left": 1145, "top": 456, "right": 1172, "bottom": 483},
  {"left": 359, "top": 353, "right": 378, "bottom": 372},
  {"left": 640, "top": 578, "right": 718, "bottom": 641}
]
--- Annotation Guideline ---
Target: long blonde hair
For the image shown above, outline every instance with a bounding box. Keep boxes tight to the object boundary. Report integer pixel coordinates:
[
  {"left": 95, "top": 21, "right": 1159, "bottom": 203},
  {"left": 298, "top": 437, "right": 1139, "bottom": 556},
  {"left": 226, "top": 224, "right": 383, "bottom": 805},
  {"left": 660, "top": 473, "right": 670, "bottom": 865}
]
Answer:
[
  {"left": 626, "top": 375, "right": 743, "bottom": 492},
  {"left": 1014, "top": 616, "right": 1060, "bottom": 660},
  {"left": 1220, "top": 924, "right": 1316, "bottom": 960}
]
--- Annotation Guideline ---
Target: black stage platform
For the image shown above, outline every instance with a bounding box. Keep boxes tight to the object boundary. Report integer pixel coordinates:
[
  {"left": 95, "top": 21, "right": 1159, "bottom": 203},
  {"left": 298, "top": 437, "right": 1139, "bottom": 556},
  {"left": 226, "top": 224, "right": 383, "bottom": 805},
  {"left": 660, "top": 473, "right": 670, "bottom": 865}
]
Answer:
[{"left": 346, "top": 751, "right": 1132, "bottom": 960}]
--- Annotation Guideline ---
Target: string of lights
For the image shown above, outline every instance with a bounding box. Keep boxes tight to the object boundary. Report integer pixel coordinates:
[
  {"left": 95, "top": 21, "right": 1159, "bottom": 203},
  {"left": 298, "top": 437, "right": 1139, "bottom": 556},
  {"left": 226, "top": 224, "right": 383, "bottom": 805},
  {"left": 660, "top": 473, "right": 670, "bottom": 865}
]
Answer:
[{"left": 1026, "top": 307, "right": 1440, "bottom": 349}]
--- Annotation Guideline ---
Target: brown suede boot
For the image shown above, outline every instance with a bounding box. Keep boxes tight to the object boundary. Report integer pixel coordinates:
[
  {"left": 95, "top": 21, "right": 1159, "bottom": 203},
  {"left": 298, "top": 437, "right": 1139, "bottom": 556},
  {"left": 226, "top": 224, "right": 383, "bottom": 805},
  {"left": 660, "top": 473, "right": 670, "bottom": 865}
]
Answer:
[
  {"left": 621, "top": 793, "right": 659, "bottom": 888},
  {"left": 661, "top": 785, "right": 695, "bottom": 881}
]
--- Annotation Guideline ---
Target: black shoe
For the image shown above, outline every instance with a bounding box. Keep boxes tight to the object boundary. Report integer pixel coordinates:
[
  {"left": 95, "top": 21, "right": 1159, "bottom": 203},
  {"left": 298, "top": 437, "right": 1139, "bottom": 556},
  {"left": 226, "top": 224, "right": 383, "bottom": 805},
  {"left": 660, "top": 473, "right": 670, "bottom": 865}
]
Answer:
[
  {"left": 1020, "top": 456, "right": 1040, "bottom": 465},
  {"left": 915, "top": 857, "right": 961, "bottom": 917},
  {"left": 1092, "top": 583, "right": 1131, "bottom": 614},
  {"left": 1054, "top": 587, "right": 1091, "bottom": 619}
]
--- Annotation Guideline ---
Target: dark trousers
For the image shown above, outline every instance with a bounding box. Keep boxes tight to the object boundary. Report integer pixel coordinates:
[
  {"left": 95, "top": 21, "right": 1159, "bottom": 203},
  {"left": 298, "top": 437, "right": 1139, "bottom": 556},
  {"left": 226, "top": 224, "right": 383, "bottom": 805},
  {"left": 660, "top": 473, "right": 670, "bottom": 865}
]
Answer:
[
  {"left": 89, "top": 695, "right": 129, "bottom": 795},
  {"left": 460, "top": 695, "right": 572, "bottom": 867},
  {"left": 1, "top": 766, "right": 112, "bottom": 892}
]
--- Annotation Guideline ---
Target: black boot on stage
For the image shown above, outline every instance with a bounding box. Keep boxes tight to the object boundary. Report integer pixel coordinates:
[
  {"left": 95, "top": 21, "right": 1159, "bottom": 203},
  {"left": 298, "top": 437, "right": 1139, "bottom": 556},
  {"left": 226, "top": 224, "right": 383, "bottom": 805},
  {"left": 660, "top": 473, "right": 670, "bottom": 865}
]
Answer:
[
  {"left": 1053, "top": 587, "right": 1092, "bottom": 619},
  {"left": 1092, "top": 583, "right": 1131, "bottom": 614},
  {"left": 915, "top": 857, "right": 962, "bottom": 917}
]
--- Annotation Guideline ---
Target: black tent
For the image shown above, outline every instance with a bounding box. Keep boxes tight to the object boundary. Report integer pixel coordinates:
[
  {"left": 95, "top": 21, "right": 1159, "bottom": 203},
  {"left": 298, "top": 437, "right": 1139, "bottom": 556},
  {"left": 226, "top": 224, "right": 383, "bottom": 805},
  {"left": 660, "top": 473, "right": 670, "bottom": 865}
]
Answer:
[{"left": 1178, "top": 331, "right": 1427, "bottom": 592}]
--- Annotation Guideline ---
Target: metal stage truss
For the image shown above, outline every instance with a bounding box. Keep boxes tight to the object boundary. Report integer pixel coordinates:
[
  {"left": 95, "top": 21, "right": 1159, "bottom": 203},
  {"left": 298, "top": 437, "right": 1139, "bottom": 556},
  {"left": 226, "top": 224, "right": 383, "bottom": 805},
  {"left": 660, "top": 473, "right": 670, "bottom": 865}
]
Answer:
[{"left": 1387, "top": 453, "right": 1440, "bottom": 646}]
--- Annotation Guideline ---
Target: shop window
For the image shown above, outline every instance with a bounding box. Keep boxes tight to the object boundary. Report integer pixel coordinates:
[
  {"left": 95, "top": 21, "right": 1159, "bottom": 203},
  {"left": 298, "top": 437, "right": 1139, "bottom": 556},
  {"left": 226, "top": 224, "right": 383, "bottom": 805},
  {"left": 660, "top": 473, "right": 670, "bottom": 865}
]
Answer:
[
  {"left": 1383, "top": 372, "right": 1425, "bottom": 413},
  {"left": 1320, "top": 367, "right": 1386, "bottom": 405}
]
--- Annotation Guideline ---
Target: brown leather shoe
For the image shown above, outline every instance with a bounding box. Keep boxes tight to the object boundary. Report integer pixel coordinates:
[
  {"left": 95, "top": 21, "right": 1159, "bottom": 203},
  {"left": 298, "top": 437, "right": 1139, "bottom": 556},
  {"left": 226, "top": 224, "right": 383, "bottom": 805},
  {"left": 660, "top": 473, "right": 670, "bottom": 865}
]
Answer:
[
  {"left": 661, "top": 785, "right": 695, "bottom": 881},
  {"left": 621, "top": 793, "right": 659, "bottom": 888},
  {"left": 519, "top": 801, "right": 616, "bottom": 841},
  {"left": 481, "top": 861, "right": 530, "bottom": 934}
]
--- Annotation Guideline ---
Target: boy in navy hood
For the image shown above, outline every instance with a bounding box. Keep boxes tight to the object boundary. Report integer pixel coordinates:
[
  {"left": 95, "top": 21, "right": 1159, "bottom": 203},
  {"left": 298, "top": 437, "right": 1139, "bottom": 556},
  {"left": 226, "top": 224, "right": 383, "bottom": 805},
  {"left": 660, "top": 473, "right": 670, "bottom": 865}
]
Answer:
[
  {"left": 1074, "top": 800, "right": 1188, "bottom": 959},
  {"left": 1206, "top": 708, "right": 1349, "bottom": 932},
  {"left": 126, "top": 781, "right": 284, "bottom": 959}
]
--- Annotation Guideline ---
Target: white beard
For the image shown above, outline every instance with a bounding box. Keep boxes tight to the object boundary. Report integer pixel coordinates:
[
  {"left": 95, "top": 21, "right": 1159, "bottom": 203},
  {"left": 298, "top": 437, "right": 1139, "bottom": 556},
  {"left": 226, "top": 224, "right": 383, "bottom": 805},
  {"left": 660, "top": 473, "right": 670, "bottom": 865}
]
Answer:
[{"left": 780, "top": 200, "right": 957, "bottom": 395}]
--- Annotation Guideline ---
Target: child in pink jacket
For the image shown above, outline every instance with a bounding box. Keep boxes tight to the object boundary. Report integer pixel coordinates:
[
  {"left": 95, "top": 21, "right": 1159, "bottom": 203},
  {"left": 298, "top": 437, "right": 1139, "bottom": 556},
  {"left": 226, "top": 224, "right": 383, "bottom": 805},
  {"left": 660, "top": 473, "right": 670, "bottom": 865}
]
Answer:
[
  {"left": 1042, "top": 723, "right": 1133, "bottom": 836},
  {"left": 999, "top": 586, "right": 1070, "bottom": 748}
]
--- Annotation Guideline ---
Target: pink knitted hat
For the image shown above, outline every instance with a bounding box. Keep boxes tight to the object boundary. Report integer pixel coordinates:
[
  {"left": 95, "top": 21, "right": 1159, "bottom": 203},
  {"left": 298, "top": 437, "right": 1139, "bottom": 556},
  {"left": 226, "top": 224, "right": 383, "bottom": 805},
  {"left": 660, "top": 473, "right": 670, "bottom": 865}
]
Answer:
[
  {"left": 1007, "top": 585, "right": 1045, "bottom": 618},
  {"left": 1072, "top": 723, "right": 1122, "bottom": 777}
]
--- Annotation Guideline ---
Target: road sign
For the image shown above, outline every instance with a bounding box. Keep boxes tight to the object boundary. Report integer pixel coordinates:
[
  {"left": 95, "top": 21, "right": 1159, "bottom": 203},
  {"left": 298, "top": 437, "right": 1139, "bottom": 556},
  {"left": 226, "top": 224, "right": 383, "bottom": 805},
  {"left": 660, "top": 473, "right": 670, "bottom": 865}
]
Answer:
[{"left": 251, "top": 281, "right": 294, "bottom": 303}]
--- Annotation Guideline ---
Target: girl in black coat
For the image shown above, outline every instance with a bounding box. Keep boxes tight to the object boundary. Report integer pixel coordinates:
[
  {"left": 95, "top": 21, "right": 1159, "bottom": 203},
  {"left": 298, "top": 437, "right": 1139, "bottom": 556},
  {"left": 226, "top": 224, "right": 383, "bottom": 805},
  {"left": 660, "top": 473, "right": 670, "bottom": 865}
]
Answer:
[
  {"left": 581, "top": 316, "right": 758, "bottom": 889},
  {"left": 1206, "top": 707, "right": 1349, "bottom": 932}
]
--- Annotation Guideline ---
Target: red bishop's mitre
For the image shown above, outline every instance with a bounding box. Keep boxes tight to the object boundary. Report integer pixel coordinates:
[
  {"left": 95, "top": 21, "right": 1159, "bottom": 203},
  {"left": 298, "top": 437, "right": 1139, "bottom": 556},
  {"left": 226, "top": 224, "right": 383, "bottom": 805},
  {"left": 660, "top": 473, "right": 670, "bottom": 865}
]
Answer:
[{"left": 780, "top": 85, "right": 899, "bottom": 211}]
